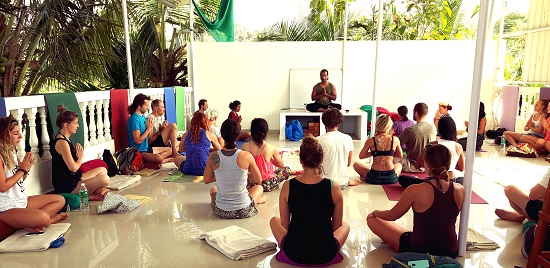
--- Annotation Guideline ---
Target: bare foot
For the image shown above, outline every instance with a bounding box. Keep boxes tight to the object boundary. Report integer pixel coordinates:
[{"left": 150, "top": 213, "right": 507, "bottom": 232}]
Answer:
[
  {"left": 348, "top": 180, "right": 361, "bottom": 186},
  {"left": 495, "top": 208, "right": 526, "bottom": 222},
  {"left": 24, "top": 227, "right": 46, "bottom": 232},
  {"left": 100, "top": 189, "right": 110, "bottom": 195},
  {"left": 257, "top": 195, "right": 268, "bottom": 204},
  {"left": 161, "top": 158, "right": 174, "bottom": 164},
  {"left": 89, "top": 193, "right": 106, "bottom": 201},
  {"left": 50, "top": 213, "right": 68, "bottom": 224}
]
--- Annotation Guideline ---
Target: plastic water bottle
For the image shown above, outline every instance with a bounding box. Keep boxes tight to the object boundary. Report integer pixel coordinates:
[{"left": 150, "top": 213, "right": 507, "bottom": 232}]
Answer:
[
  {"left": 79, "top": 183, "right": 89, "bottom": 212},
  {"left": 500, "top": 136, "right": 507, "bottom": 151}
]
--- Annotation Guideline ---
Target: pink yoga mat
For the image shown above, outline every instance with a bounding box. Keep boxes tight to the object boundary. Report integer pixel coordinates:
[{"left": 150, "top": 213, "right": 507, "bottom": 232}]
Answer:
[{"left": 382, "top": 182, "right": 488, "bottom": 204}]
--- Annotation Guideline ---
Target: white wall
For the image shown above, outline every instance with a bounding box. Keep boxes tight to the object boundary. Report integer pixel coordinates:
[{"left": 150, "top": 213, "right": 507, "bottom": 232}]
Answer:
[{"left": 192, "top": 41, "right": 498, "bottom": 134}]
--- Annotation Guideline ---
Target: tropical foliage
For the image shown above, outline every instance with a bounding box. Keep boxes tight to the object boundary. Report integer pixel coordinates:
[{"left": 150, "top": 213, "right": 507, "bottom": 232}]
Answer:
[{"left": 493, "top": 12, "right": 526, "bottom": 82}]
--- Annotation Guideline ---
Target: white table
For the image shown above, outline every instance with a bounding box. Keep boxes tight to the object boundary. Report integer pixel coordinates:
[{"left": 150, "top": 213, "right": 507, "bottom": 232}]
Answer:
[{"left": 279, "top": 109, "right": 368, "bottom": 140}]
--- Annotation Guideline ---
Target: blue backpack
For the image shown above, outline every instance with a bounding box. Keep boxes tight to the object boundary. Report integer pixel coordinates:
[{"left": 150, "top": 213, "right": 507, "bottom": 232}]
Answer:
[
  {"left": 383, "top": 252, "right": 462, "bottom": 268},
  {"left": 285, "top": 119, "right": 303, "bottom": 141}
]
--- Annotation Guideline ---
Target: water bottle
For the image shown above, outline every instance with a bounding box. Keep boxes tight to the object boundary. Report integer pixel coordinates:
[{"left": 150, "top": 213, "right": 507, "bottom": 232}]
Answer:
[
  {"left": 79, "top": 183, "right": 89, "bottom": 212},
  {"left": 500, "top": 136, "right": 507, "bottom": 151}
]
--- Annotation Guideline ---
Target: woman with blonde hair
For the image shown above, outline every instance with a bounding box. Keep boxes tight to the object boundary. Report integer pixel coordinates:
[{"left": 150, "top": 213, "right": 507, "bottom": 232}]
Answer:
[
  {"left": 174, "top": 112, "right": 221, "bottom": 176},
  {"left": 353, "top": 114, "right": 403, "bottom": 184},
  {"left": 0, "top": 116, "right": 67, "bottom": 233},
  {"left": 367, "top": 144, "right": 465, "bottom": 258},
  {"left": 205, "top": 109, "right": 224, "bottom": 148},
  {"left": 51, "top": 105, "right": 110, "bottom": 200}
]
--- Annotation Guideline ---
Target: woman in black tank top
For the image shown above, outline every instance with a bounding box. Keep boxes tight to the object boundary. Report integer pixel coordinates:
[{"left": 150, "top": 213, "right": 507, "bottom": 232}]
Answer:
[{"left": 270, "top": 135, "right": 349, "bottom": 266}]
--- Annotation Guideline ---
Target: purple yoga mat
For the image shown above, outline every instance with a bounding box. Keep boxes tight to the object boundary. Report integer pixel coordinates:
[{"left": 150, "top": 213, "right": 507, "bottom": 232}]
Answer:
[
  {"left": 500, "top": 86, "right": 519, "bottom": 132},
  {"left": 382, "top": 182, "right": 488, "bottom": 204}
]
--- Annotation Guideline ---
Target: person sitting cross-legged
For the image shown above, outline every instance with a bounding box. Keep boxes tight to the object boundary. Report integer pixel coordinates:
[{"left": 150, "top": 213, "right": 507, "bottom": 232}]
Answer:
[
  {"left": 147, "top": 99, "right": 179, "bottom": 157},
  {"left": 127, "top": 93, "right": 173, "bottom": 165}
]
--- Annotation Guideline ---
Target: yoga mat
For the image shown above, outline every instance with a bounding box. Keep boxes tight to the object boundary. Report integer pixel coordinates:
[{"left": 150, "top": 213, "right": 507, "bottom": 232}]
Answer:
[
  {"left": 110, "top": 89, "right": 129, "bottom": 151},
  {"left": 476, "top": 149, "right": 488, "bottom": 152},
  {"left": 163, "top": 171, "right": 204, "bottom": 183},
  {"left": 124, "top": 194, "right": 154, "bottom": 205},
  {"left": 382, "top": 182, "right": 488, "bottom": 204},
  {"left": 0, "top": 97, "right": 6, "bottom": 117},
  {"left": 44, "top": 93, "right": 85, "bottom": 146},
  {"left": 236, "top": 140, "right": 245, "bottom": 149},
  {"left": 400, "top": 172, "right": 428, "bottom": 179},
  {"left": 500, "top": 86, "right": 519, "bottom": 132},
  {"left": 540, "top": 87, "right": 550, "bottom": 100},
  {"left": 164, "top": 87, "right": 177, "bottom": 124},
  {"left": 175, "top": 86, "right": 186, "bottom": 131}
]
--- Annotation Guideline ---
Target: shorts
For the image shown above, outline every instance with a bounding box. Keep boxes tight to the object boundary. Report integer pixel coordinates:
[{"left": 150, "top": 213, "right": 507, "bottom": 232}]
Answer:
[
  {"left": 276, "top": 236, "right": 343, "bottom": 266},
  {"left": 149, "top": 135, "right": 169, "bottom": 148},
  {"left": 524, "top": 133, "right": 545, "bottom": 139},
  {"left": 399, "top": 232, "right": 413, "bottom": 253},
  {"left": 212, "top": 196, "right": 258, "bottom": 219},
  {"left": 526, "top": 199, "right": 543, "bottom": 221},
  {"left": 365, "top": 169, "right": 398, "bottom": 185}
]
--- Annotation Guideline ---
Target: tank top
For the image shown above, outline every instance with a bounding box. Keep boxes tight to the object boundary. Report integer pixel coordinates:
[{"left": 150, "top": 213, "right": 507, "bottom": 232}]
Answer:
[
  {"left": 51, "top": 133, "right": 82, "bottom": 191},
  {"left": 410, "top": 181, "right": 459, "bottom": 257},
  {"left": 372, "top": 135, "right": 395, "bottom": 157},
  {"left": 283, "top": 178, "right": 338, "bottom": 264},
  {"left": 250, "top": 143, "right": 275, "bottom": 180},
  {"left": 213, "top": 150, "right": 250, "bottom": 211},
  {"left": 436, "top": 139, "right": 459, "bottom": 172},
  {"left": 183, "top": 130, "right": 211, "bottom": 176},
  {"left": 529, "top": 113, "right": 543, "bottom": 136},
  {"left": 0, "top": 153, "right": 28, "bottom": 212},
  {"left": 314, "top": 83, "right": 333, "bottom": 105}
]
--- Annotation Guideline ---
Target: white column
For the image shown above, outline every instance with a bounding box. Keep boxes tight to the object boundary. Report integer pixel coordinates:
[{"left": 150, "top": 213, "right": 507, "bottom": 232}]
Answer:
[
  {"left": 79, "top": 101, "right": 90, "bottom": 148},
  {"left": 103, "top": 99, "right": 112, "bottom": 141},
  {"left": 38, "top": 107, "right": 51, "bottom": 159},
  {"left": 12, "top": 109, "right": 26, "bottom": 160},
  {"left": 88, "top": 101, "right": 98, "bottom": 146},
  {"left": 24, "top": 107, "right": 39, "bottom": 162},
  {"left": 96, "top": 100, "right": 105, "bottom": 143}
]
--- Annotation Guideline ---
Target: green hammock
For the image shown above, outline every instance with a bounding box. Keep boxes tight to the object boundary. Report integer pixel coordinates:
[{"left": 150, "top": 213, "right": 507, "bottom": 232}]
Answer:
[{"left": 192, "top": 0, "right": 234, "bottom": 42}]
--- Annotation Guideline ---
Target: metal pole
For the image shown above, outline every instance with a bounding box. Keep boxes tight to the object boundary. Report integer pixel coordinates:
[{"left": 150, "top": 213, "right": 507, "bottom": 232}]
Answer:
[
  {"left": 341, "top": 0, "right": 348, "bottom": 110},
  {"left": 458, "top": 0, "right": 490, "bottom": 257},
  {"left": 121, "top": 0, "right": 135, "bottom": 97},
  {"left": 371, "top": 0, "right": 384, "bottom": 137}
]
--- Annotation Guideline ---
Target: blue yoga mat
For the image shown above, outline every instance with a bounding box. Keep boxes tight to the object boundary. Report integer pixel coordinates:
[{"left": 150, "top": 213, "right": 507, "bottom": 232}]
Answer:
[
  {"left": 0, "top": 98, "right": 6, "bottom": 117},
  {"left": 164, "top": 87, "right": 177, "bottom": 124}
]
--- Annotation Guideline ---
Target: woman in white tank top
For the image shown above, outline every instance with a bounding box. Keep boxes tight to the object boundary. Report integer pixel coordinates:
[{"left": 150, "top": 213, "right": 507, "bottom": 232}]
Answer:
[
  {"left": 0, "top": 116, "right": 67, "bottom": 233},
  {"left": 504, "top": 99, "right": 549, "bottom": 150}
]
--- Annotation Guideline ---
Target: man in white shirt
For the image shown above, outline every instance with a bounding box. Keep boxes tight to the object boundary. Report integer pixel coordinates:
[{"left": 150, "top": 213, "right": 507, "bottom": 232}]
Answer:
[
  {"left": 495, "top": 167, "right": 550, "bottom": 222},
  {"left": 316, "top": 108, "right": 357, "bottom": 188},
  {"left": 147, "top": 99, "right": 179, "bottom": 157}
]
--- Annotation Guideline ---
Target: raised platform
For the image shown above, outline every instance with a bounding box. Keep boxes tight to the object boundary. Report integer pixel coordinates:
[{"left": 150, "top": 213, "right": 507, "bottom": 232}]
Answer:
[{"left": 279, "top": 109, "right": 368, "bottom": 140}]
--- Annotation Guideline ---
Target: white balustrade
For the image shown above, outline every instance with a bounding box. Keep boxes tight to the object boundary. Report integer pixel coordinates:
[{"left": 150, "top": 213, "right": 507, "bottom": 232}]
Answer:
[
  {"left": 25, "top": 107, "right": 39, "bottom": 162},
  {"left": 38, "top": 107, "right": 51, "bottom": 159},
  {"left": 103, "top": 99, "right": 112, "bottom": 141},
  {"left": 12, "top": 109, "right": 26, "bottom": 160},
  {"left": 79, "top": 101, "right": 90, "bottom": 148},
  {"left": 96, "top": 100, "right": 105, "bottom": 143}
]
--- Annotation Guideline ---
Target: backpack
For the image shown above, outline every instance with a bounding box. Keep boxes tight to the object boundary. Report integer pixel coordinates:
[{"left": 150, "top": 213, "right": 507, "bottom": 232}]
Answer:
[
  {"left": 114, "top": 147, "right": 144, "bottom": 175},
  {"left": 521, "top": 223, "right": 550, "bottom": 258},
  {"left": 285, "top": 119, "right": 303, "bottom": 141},
  {"left": 383, "top": 252, "right": 462, "bottom": 268},
  {"left": 486, "top": 128, "right": 506, "bottom": 139},
  {"left": 102, "top": 149, "right": 119, "bottom": 177}
]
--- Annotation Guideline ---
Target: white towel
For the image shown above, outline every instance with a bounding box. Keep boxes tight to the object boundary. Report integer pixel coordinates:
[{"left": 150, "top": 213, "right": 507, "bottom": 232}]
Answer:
[
  {"left": 0, "top": 223, "right": 71, "bottom": 253},
  {"left": 466, "top": 228, "right": 500, "bottom": 251},
  {"left": 107, "top": 174, "right": 141, "bottom": 190},
  {"left": 199, "top": 225, "right": 276, "bottom": 260}
]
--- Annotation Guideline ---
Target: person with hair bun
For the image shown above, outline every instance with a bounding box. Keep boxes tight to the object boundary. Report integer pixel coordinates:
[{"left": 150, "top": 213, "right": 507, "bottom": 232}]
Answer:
[
  {"left": 0, "top": 116, "right": 67, "bottom": 234},
  {"left": 367, "top": 144, "right": 465, "bottom": 258},
  {"left": 354, "top": 114, "right": 402, "bottom": 185},
  {"left": 241, "top": 118, "right": 290, "bottom": 192},
  {"left": 270, "top": 134, "right": 349, "bottom": 266},
  {"left": 434, "top": 101, "right": 452, "bottom": 132},
  {"left": 392, "top": 105, "right": 415, "bottom": 138},
  {"left": 51, "top": 105, "right": 110, "bottom": 200},
  {"left": 228, "top": 100, "right": 251, "bottom": 141},
  {"left": 205, "top": 109, "right": 224, "bottom": 148},
  {"left": 203, "top": 119, "right": 265, "bottom": 219}
]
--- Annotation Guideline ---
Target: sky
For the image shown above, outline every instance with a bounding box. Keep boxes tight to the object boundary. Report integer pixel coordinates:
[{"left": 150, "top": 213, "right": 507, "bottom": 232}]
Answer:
[{"left": 233, "top": 0, "right": 531, "bottom": 32}]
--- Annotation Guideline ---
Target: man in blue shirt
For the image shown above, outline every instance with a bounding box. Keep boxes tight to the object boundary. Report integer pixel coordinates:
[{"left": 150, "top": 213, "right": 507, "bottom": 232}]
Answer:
[{"left": 127, "top": 93, "right": 173, "bottom": 164}]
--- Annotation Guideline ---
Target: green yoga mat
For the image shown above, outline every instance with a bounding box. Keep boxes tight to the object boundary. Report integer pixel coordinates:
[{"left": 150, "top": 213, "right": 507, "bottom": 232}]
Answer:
[
  {"left": 175, "top": 86, "right": 186, "bottom": 131},
  {"left": 163, "top": 171, "right": 203, "bottom": 183},
  {"left": 44, "top": 93, "right": 85, "bottom": 146}
]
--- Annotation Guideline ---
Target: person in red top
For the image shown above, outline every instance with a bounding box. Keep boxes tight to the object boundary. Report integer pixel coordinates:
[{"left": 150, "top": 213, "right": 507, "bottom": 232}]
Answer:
[
  {"left": 228, "top": 100, "right": 251, "bottom": 141},
  {"left": 367, "top": 144, "right": 465, "bottom": 258}
]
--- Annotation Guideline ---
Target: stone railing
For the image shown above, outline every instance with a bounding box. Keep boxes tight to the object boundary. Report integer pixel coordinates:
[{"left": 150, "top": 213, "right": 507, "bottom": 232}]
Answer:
[{"left": 1, "top": 87, "right": 193, "bottom": 195}]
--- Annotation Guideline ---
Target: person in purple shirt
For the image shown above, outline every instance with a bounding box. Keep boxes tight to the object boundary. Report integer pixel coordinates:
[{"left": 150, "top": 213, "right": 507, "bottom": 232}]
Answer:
[
  {"left": 392, "top": 106, "right": 415, "bottom": 137},
  {"left": 228, "top": 100, "right": 251, "bottom": 141}
]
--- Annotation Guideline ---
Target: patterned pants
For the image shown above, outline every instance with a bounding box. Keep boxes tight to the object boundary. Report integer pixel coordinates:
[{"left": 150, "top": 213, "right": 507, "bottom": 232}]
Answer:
[
  {"left": 212, "top": 195, "right": 258, "bottom": 219},
  {"left": 247, "top": 167, "right": 291, "bottom": 192}
]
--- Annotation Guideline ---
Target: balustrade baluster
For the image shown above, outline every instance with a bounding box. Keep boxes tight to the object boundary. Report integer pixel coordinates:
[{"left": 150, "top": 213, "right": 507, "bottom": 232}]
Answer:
[
  {"left": 38, "top": 107, "right": 51, "bottom": 159},
  {"left": 103, "top": 99, "right": 112, "bottom": 141},
  {"left": 88, "top": 102, "right": 98, "bottom": 146},
  {"left": 79, "top": 101, "right": 90, "bottom": 148},
  {"left": 96, "top": 100, "right": 105, "bottom": 143},
  {"left": 25, "top": 107, "right": 39, "bottom": 162}
]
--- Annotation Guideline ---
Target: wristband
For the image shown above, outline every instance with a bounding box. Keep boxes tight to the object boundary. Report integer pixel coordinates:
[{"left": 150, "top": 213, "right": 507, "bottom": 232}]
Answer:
[{"left": 16, "top": 168, "right": 28, "bottom": 176}]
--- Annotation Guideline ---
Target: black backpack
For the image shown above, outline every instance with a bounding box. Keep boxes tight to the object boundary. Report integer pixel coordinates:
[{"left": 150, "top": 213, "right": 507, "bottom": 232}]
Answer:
[
  {"left": 114, "top": 147, "right": 144, "bottom": 175},
  {"left": 102, "top": 149, "right": 119, "bottom": 177}
]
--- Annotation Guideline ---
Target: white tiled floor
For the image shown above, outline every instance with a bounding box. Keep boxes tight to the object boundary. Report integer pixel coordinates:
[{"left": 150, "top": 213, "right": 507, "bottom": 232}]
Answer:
[{"left": 1, "top": 135, "right": 546, "bottom": 267}]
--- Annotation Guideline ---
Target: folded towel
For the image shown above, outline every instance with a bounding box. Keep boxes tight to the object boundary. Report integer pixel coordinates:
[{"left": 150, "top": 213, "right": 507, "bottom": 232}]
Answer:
[
  {"left": 466, "top": 228, "right": 500, "bottom": 251},
  {"left": 107, "top": 175, "right": 141, "bottom": 190},
  {"left": 0, "top": 223, "right": 71, "bottom": 253},
  {"left": 97, "top": 192, "right": 140, "bottom": 214},
  {"left": 199, "top": 225, "right": 276, "bottom": 260}
]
